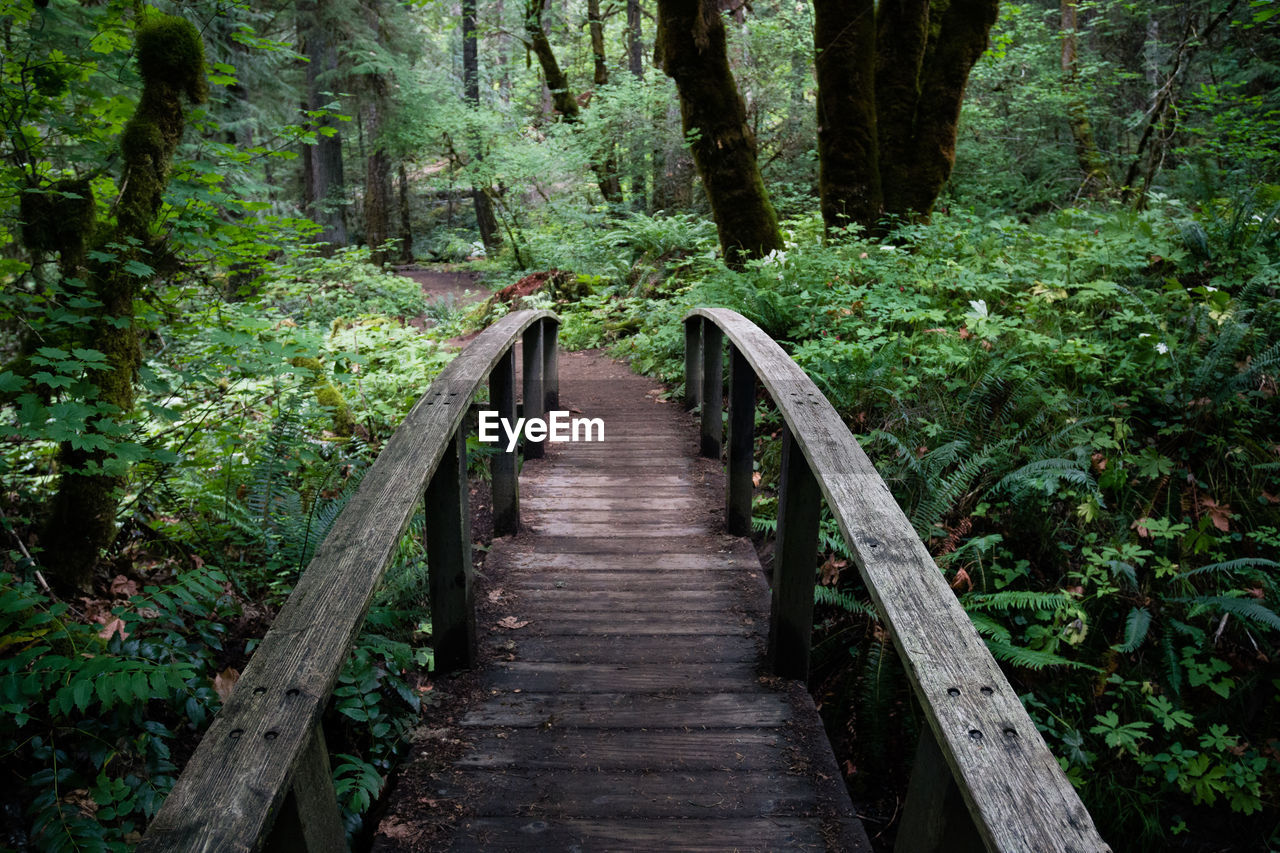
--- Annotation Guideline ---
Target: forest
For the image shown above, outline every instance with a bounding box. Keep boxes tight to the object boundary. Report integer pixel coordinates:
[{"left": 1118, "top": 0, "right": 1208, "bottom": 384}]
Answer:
[{"left": 1, "top": 0, "right": 1278, "bottom": 849}]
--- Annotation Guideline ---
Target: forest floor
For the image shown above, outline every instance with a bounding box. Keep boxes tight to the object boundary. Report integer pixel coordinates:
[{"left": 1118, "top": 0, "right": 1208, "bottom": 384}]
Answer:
[{"left": 395, "top": 264, "right": 488, "bottom": 306}]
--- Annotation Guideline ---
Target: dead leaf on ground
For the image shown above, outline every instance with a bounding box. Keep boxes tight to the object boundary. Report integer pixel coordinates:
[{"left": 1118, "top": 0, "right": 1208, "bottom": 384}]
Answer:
[
  {"left": 497, "top": 616, "right": 529, "bottom": 630},
  {"left": 752, "top": 472, "right": 762, "bottom": 487},
  {"left": 1199, "top": 496, "right": 1232, "bottom": 532},
  {"left": 109, "top": 575, "right": 138, "bottom": 597},
  {"left": 213, "top": 667, "right": 240, "bottom": 701},
  {"left": 950, "top": 566, "right": 973, "bottom": 592},
  {"left": 97, "top": 617, "right": 129, "bottom": 641},
  {"left": 487, "top": 587, "right": 504, "bottom": 603}
]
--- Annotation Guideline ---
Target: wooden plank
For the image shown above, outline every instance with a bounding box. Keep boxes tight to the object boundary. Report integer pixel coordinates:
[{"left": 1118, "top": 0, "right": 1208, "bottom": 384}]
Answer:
[
  {"left": 138, "top": 310, "right": 554, "bottom": 853},
  {"left": 498, "top": 553, "right": 755, "bottom": 570},
  {"left": 460, "top": 692, "right": 789, "bottom": 728},
  {"left": 454, "top": 729, "right": 786, "bottom": 771},
  {"left": 484, "top": 634, "right": 761, "bottom": 663},
  {"left": 509, "top": 589, "right": 745, "bottom": 610},
  {"left": 450, "top": 817, "right": 828, "bottom": 851},
  {"left": 726, "top": 343, "right": 755, "bottom": 535},
  {"left": 452, "top": 769, "right": 818, "bottom": 818},
  {"left": 684, "top": 316, "right": 702, "bottom": 410},
  {"left": 521, "top": 324, "right": 544, "bottom": 459},
  {"left": 896, "top": 726, "right": 986, "bottom": 853},
  {"left": 687, "top": 307, "right": 1109, "bottom": 853},
  {"left": 505, "top": 572, "right": 750, "bottom": 592},
  {"left": 541, "top": 317, "right": 559, "bottom": 411},
  {"left": 700, "top": 321, "right": 723, "bottom": 458},
  {"left": 483, "top": 661, "right": 762, "bottom": 692},
  {"left": 263, "top": 727, "right": 346, "bottom": 853},
  {"left": 426, "top": 427, "right": 476, "bottom": 672},
  {"left": 489, "top": 348, "right": 519, "bottom": 536},
  {"left": 521, "top": 521, "right": 712, "bottom": 537},
  {"left": 768, "top": 426, "right": 821, "bottom": 681}
]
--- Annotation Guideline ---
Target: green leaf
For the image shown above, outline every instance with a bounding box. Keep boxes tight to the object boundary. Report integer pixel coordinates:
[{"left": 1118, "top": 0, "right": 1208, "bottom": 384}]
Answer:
[{"left": 1116, "top": 607, "right": 1151, "bottom": 653}]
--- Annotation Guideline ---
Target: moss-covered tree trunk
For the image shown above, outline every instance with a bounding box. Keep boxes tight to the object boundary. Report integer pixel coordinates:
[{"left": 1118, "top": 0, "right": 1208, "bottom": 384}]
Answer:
[
  {"left": 814, "top": 0, "right": 998, "bottom": 234},
  {"left": 656, "top": 0, "right": 782, "bottom": 265},
  {"left": 815, "top": 0, "right": 881, "bottom": 230},
  {"left": 524, "top": 0, "right": 622, "bottom": 204},
  {"left": 1060, "top": 0, "right": 1110, "bottom": 192},
  {"left": 363, "top": 91, "right": 393, "bottom": 265},
  {"left": 42, "top": 14, "right": 207, "bottom": 592}
]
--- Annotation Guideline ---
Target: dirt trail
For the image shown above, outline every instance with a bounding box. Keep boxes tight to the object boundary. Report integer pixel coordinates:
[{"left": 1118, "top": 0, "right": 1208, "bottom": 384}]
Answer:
[{"left": 395, "top": 265, "right": 488, "bottom": 306}]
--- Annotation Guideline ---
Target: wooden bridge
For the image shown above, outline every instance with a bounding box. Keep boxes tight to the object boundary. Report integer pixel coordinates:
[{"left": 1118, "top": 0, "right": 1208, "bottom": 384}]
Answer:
[{"left": 138, "top": 309, "right": 1110, "bottom": 853}]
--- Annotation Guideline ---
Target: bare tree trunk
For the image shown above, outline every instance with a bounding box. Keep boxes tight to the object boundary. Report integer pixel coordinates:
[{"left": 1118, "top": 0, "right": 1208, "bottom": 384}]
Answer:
[
  {"left": 627, "top": 0, "right": 644, "bottom": 78},
  {"left": 363, "top": 97, "right": 392, "bottom": 265},
  {"left": 398, "top": 163, "right": 414, "bottom": 263},
  {"left": 299, "top": 0, "right": 348, "bottom": 250},
  {"left": 655, "top": 0, "right": 782, "bottom": 264}
]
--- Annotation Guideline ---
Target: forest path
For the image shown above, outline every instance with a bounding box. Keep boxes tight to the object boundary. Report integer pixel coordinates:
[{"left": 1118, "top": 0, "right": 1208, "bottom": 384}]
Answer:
[
  {"left": 371, "top": 350, "right": 869, "bottom": 851},
  {"left": 396, "top": 264, "right": 489, "bottom": 307}
]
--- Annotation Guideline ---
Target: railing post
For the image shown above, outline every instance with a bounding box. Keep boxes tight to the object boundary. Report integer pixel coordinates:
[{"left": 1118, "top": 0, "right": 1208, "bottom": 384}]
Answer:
[
  {"left": 700, "top": 321, "right": 723, "bottom": 458},
  {"left": 264, "top": 726, "right": 348, "bottom": 853},
  {"left": 726, "top": 344, "right": 754, "bottom": 536},
  {"left": 542, "top": 317, "right": 559, "bottom": 412},
  {"left": 768, "top": 426, "right": 820, "bottom": 680},
  {"left": 490, "top": 348, "right": 519, "bottom": 537},
  {"left": 684, "top": 316, "right": 702, "bottom": 411},
  {"left": 426, "top": 426, "right": 476, "bottom": 672},
  {"left": 894, "top": 726, "right": 985, "bottom": 853},
  {"left": 522, "top": 323, "right": 545, "bottom": 459}
]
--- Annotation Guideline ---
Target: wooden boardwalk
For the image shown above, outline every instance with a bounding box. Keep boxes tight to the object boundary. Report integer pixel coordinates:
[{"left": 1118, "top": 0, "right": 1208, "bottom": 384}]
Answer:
[{"left": 376, "top": 352, "right": 869, "bottom": 851}]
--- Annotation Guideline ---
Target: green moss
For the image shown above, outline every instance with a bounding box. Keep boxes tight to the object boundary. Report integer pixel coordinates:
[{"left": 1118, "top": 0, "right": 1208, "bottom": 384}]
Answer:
[
  {"left": 135, "top": 14, "right": 208, "bottom": 104},
  {"left": 290, "top": 357, "right": 356, "bottom": 436}
]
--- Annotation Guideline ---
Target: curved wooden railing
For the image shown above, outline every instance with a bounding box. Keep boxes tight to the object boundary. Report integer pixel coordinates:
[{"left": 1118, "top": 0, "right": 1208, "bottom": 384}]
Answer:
[
  {"left": 684, "top": 308, "right": 1110, "bottom": 853},
  {"left": 138, "top": 310, "right": 559, "bottom": 853}
]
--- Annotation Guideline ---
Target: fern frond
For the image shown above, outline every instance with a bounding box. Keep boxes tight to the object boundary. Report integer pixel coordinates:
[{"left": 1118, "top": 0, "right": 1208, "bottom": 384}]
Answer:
[
  {"left": 984, "top": 638, "right": 1094, "bottom": 670},
  {"left": 1115, "top": 607, "right": 1152, "bottom": 653}
]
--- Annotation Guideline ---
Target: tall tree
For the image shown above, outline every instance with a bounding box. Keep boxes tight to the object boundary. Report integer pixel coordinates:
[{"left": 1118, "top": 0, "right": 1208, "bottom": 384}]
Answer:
[
  {"left": 656, "top": 0, "right": 783, "bottom": 264},
  {"left": 299, "top": 0, "right": 349, "bottom": 249},
  {"left": 462, "top": 0, "right": 501, "bottom": 250},
  {"left": 41, "top": 14, "right": 207, "bottom": 590},
  {"left": 524, "top": 0, "right": 622, "bottom": 203},
  {"left": 1060, "top": 0, "right": 1109, "bottom": 191},
  {"left": 358, "top": 0, "right": 394, "bottom": 265},
  {"left": 814, "top": 0, "right": 1000, "bottom": 234}
]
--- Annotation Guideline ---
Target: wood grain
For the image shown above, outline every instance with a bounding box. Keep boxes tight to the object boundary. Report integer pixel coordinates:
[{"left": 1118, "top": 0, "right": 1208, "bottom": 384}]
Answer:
[
  {"left": 687, "top": 307, "right": 1109, "bottom": 853},
  {"left": 138, "top": 310, "right": 555, "bottom": 853}
]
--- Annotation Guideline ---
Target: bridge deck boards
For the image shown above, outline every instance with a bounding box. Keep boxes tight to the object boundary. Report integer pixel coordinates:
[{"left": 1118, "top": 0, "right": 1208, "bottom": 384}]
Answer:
[{"left": 373, "top": 351, "right": 869, "bottom": 852}]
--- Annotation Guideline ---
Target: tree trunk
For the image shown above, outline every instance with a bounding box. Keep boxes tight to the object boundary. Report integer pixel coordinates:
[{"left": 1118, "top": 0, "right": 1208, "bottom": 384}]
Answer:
[
  {"left": 814, "top": 0, "right": 998, "bottom": 233},
  {"left": 398, "top": 163, "right": 414, "bottom": 263},
  {"left": 42, "top": 15, "right": 207, "bottom": 591},
  {"left": 299, "top": 0, "right": 348, "bottom": 250},
  {"left": 525, "top": 0, "right": 621, "bottom": 203},
  {"left": 463, "top": 0, "right": 502, "bottom": 249},
  {"left": 814, "top": 0, "right": 881, "bottom": 231},
  {"left": 1060, "top": 0, "right": 1109, "bottom": 191},
  {"left": 627, "top": 0, "right": 644, "bottom": 78},
  {"left": 588, "top": 0, "right": 623, "bottom": 203},
  {"left": 655, "top": 0, "right": 782, "bottom": 265},
  {"left": 363, "top": 94, "right": 393, "bottom": 265}
]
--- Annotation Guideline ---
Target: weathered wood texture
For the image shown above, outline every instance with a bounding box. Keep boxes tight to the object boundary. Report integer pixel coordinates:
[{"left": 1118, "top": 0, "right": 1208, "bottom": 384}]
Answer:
[
  {"left": 138, "top": 310, "right": 555, "bottom": 853},
  {"left": 686, "top": 308, "right": 1110, "bottom": 853},
  {"left": 391, "top": 351, "right": 869, "bottom": 851}
]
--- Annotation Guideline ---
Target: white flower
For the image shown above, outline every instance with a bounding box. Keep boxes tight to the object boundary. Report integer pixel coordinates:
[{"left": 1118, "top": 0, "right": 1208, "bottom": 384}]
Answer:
[
  {"left": 1156, "top": 342, "right": 1170, "bottom": 354},
  {"left": 760, "top": 248, "right": 787, "bottom": 266},
  {"left": 968, "top": 299, "right": 989, "bottom": 318},
  {"left": 1138, "top": 333, "right": 1151, "bottom": 338}
]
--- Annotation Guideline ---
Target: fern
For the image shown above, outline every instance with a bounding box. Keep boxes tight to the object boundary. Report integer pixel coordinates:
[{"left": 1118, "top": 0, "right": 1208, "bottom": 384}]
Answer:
[
  {"left": 964, "top": 589, "right": 1074, "bottom": 613},
  {"left": 1178, "top": 596, "right": 1280, "bottom": 632},
  {"left": 1116, "top": 607, "right": 1152, "bottom": 653},
  {"left": 984, "top": 638, "right": 1095, "bottom": 670},
  {"left": 813, "top": 585, "right": 878, "bottom": 620}
]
